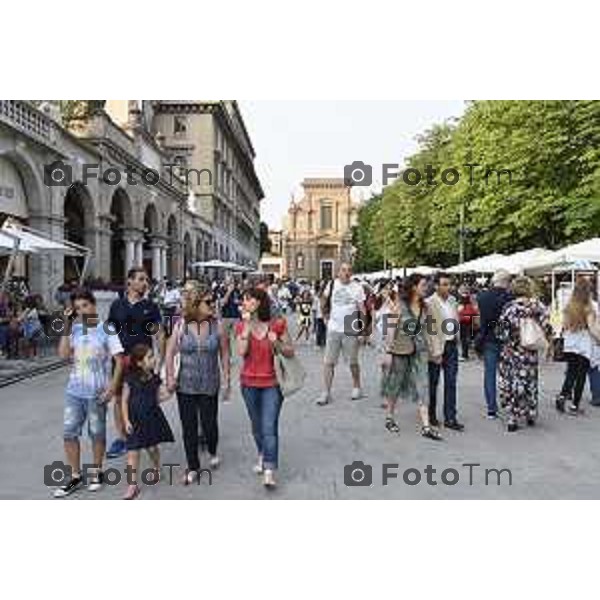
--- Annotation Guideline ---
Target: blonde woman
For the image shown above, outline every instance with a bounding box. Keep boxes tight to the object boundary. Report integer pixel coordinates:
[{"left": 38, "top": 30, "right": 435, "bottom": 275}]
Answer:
[
  {"left": 166, "top": 281, "right": 230, "bottom": 483},
  {"left": 556, "top": 279, "right": 600, "bottom": 415}
]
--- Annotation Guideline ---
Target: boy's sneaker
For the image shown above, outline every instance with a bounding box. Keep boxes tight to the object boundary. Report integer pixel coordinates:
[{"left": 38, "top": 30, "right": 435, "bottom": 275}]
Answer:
[
  {"left": 351, "top": 388, "right": 363, "bottom": 401},
  {"left": 53, "top": 476, "right": 83, "bottom": 498},
  {"left": 87, "top": 471, "right": 104, "bottom": 492},
  {"left": 106, "top": 439, "right": 127, "bottom": 459}
]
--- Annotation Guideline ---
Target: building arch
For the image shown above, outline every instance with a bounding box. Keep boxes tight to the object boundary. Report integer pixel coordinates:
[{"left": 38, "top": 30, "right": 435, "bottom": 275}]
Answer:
[
  {"left": 63, "top": 182, "right": 93, "bottom": 282},
  {"left": 109, "top": 187, "right": 133, "bottom": 283}
]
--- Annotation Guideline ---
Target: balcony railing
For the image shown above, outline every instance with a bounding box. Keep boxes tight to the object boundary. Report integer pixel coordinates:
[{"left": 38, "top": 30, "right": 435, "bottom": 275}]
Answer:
[{"left": 0, "top": 100, "right": 58, "bottom": 147}]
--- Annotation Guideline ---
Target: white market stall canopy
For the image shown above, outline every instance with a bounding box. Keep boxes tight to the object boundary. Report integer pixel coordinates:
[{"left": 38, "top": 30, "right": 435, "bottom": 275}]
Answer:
[
  {"left": 525, "top": 238, "right": 600, "bottom": 276},
  {"left": 192, "top": 259, "right": 253, "bottom": 272},
  {"left": 448, "top": 249, "right": 555, "bottom": 275},
  {"left": 447, "top": 253, "right": 507, "bottom": 274},
  {"left": 0, "top": 229, "right": 20, "bottom": 254},
  {"left": 2, "top": 220, "right": 91, "bottom": 289},
  {"left": 0, "top": 221, "right": 88, "bottom": 256}
]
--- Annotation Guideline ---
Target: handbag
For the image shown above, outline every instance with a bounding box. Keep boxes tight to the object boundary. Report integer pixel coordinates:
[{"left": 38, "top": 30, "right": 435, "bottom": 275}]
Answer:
[
  {"left": 387, "top": 329, "right": 416, "bottom": 356},
  {"left": 387, "top": 303, "right": 418, "bottom": 356},
  {"left": 273, "top": 340, "right": 306, "bottom": 397},
  {"left": 520, "top": 317, "right": 547, "bottom": 352}
]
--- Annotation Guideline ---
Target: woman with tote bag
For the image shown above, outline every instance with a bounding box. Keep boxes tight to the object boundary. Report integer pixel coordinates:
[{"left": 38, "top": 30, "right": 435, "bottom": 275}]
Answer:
[{"left": 236, "top": 287, "right": 296, "bottom": 489}]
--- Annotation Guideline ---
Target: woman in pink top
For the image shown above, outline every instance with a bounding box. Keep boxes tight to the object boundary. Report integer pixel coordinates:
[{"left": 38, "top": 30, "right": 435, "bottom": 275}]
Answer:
[{"left": 236, "top": 287, "right": 294, "bottom": 488}]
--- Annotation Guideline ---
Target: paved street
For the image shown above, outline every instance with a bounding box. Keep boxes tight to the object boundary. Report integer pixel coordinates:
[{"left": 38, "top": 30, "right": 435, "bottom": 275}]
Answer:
[{"left": 2, "top": 332, "right": 600, "bottom": 500}]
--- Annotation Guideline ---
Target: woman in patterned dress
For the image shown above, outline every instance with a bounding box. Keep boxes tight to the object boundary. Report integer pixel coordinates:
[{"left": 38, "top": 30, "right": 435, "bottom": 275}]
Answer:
[{"left": 497, "top": 277, "right": 553, "bottom": 432}]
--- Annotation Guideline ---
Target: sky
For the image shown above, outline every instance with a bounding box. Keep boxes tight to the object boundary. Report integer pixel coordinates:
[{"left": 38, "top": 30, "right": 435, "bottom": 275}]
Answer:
[{"left": 239, "top": 101, "right": 466, "bottom": 229}]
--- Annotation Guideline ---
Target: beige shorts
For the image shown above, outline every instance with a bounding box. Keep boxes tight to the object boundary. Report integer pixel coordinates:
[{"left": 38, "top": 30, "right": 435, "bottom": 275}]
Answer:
[{"left": 324, "top": 331, "right": 360, "bottom": 366}]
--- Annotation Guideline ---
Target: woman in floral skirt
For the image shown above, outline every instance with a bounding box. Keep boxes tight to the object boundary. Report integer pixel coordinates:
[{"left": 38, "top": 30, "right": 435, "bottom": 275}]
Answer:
[{"left": 497, "top": 277, "right": 553, "bottom": 432}]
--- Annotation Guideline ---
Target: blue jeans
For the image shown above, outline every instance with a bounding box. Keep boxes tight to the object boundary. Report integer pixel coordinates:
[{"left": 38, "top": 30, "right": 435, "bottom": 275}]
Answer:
[
  {"left": 428, "top": 340, "right": 459, "bottom": 422},
  {"left": 483, "top": 341, "right": 501, "bottom": 414},
  {"left": 0, "top": 323, "right": 8, "bottom": 352},
  {"left": 241, "top": 386, "right": 283, "bottom": 470}
]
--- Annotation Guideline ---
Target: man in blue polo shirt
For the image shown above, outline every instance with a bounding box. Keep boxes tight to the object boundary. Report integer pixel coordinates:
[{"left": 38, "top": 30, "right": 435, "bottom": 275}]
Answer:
[{"left": 105, "top": 267, "right": 163, "bottom": 458}]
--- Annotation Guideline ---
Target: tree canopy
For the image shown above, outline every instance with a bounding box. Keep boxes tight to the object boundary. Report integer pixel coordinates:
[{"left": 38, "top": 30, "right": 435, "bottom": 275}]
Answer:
[{"left": 352, "top": 101, "right": 600, "bottom": 270}]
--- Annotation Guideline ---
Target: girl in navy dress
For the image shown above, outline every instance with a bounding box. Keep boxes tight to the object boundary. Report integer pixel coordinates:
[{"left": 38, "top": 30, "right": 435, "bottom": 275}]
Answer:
[{"left": 122, "top": 343, "right": 174, "bottom": 500}]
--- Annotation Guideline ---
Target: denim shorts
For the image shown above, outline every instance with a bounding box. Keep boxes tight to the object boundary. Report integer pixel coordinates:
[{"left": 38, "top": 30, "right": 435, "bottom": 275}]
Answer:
[{"left": 63, "top": 394, "right": 107, "bottom": 441}]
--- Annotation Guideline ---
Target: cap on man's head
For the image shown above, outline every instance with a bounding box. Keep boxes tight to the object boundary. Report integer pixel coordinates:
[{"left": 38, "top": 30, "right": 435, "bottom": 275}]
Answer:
[{"left": 491, "top": 269, "right": 511, "bottom": 287}]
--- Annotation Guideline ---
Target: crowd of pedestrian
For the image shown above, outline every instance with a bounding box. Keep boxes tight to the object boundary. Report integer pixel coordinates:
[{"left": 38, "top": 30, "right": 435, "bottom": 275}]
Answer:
[{"left": 46, "top": 261, "right": 600, "bottom": 498}]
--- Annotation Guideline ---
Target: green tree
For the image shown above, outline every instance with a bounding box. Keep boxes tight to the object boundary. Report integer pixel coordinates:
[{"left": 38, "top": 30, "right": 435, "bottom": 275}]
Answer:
[
  {"left": 352, "top": 194, "right": 383, "bottom": 272},
  {"left": 352, "top": 101, "right": 600, "bottom": 270}
]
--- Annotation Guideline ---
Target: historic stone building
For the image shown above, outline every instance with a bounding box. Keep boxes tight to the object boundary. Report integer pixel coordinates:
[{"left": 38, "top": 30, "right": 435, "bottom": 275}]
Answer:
[
  {"left": 149, "top": 101, "right": 262, "bottom": 267},
  {"left": 282, "top": 178, "right": 358, "bottom": 281},
  {"left": 0, "top": 100, "right": 262, "bottom": 304}
]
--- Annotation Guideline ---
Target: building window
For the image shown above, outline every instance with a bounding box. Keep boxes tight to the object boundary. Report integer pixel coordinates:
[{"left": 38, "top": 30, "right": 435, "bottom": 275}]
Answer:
[
  {"left": 296, "top": 253, "right": 304, "bottom": 270},
  {"left": 174, "top": 116, "right": 187, "bottom": 135},
  {"left": 321, "top": 204, "right": 333, "bottom": 230}
]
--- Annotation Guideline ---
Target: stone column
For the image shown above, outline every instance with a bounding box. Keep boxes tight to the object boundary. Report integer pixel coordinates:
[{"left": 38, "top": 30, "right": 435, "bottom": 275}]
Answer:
[
  {"left": 125, "top": 238, "right": 135, "bottom": 272},
  {"left": 89, "top": 215, "right": 112, "bottom": 282},
  {"left": 160, "top": 247, "right": 167, "bottom": 282},
  {"left": 151, "top": 243, "right": 162, "bottom": 281},
  {"left": 135, "top": 239, "right": 143, "bottom": 267}
]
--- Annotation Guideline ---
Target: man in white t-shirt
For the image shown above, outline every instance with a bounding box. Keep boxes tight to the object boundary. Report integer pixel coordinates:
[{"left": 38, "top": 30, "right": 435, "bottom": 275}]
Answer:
[{"left": 317, "top": 263, "right": 366, "bottom": 405}]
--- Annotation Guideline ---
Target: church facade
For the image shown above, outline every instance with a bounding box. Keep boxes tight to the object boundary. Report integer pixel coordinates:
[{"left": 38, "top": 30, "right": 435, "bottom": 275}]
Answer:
[{"left": 282, "top": 178, "right": 358, "bottom": 281}]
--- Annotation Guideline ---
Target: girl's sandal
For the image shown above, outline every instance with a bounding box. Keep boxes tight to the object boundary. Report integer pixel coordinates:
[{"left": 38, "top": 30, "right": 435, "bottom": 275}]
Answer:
[
  {"left": 421, "top": 426, "right": 442, "bottom": 441},
  {"left": 385, "top": 417, "right": 400, "bottom": 434},
  {"left": 123, "top": 484, "right": 140, "bottom": 500}
]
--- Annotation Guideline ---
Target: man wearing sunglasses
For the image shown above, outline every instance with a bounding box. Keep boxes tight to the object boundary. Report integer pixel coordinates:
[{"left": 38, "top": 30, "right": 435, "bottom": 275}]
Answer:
[{"left": 105, "top": 267, "right": 164, "bottom": 458}]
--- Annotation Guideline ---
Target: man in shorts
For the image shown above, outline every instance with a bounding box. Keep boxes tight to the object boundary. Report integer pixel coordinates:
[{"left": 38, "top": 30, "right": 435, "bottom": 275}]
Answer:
[
  {"left": 317, "top": 262, "right": 366, "bottom": 405},
  {"left": 53, "top": 290, "right": 124, "bottom": 497},
  {"left": 105, "top": 267, "right": 163, "bottom": 458}
]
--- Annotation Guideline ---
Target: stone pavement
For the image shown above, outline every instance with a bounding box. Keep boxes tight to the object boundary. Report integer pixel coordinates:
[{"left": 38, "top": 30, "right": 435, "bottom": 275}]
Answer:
[
  {"left": 0, "top": 355, "right": 65, "bottom": 388},
  {"left": 1, "top": 334, "right": 600, "bottom": 499}
]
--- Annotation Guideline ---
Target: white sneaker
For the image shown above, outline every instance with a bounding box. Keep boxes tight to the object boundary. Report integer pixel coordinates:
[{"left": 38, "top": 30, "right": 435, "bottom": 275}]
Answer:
[
  {"left": 351, "top": 388, "right": 363, "bottom": 401},
  {"left": 316, "top": 393, "right": 332, "bottom": 406},
  {"left": 263, "top": 469, "right": 277, "bottom": 489},
  {"left": 87, "top": 471, "right": 104, "bottom": 492},
  {"left": 209, "top": 455, "right": 221, "bottom": 470},
  {"left": 253, "top": 456, "right": 264, "bottom": 474}
]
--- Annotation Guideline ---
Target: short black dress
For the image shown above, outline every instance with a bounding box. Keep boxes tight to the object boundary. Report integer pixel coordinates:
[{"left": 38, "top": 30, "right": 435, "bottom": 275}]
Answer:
[{"left": 125, "top": 373, "right": 174, "bottom": 451}]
